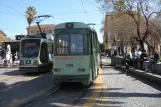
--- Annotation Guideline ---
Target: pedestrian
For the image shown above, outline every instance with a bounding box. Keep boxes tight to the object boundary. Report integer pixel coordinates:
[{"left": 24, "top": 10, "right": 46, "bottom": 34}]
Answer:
[
  {"left": 114, "top": 49, "right": 117, "bottom": 56},
  {"left": 146, "top": 49, "right": 160, "bottom": 72},
  {"left": 6, "top": 52, "right": 10, "bottom": 65},
  {"left": 12, "top": 53, "right": 15, "bottom": 63},
  {"left": 132, "top": 48, "right": 138, "bottom": 68},
  {"left": 139, "top": 50, "right": 148, "bottom": 70},
  {"left": 125, "top": 49, "right": 132, "bottom": 73}
]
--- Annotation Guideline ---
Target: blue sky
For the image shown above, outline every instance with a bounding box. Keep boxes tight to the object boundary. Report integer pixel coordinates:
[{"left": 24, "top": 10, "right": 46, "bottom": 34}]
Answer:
[{"left": 0, "top": 0, "right": 104, "bottom": 43}]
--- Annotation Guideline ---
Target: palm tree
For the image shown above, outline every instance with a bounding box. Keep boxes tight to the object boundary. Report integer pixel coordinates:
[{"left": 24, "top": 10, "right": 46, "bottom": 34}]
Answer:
[{"left": 25, "top": 6, "right": 37, "bottom": 35}]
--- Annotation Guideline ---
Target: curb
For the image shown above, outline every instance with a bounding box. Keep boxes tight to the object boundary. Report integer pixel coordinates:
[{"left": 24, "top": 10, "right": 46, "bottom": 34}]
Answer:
[{"left": 115, "top": 64, "right": 161, "bottom": 84}]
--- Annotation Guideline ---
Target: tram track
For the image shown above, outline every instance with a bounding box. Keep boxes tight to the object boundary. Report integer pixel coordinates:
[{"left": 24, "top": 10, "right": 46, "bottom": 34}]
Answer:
[
  {"left": 21, "top": 82, "right": 75, "bottom": 107},
  {"left": 69, "top": 83, "right": 92, "bottom": 107},
  {"left": 16, "top": 82, "right": 93, "bottom": 107}
]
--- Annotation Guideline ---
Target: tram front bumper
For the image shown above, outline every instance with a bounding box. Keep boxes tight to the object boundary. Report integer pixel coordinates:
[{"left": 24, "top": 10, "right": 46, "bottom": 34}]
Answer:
[
  {"left": 19, "top": 67, "right": 39, "bottom": 73},
  {"left": 54, "top": 74, "right": 90, "bottom": 82}
]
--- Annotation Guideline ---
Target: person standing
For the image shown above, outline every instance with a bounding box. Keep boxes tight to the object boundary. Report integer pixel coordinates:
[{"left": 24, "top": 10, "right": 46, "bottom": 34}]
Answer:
[
  {"left": 132, "top": 48, "right": 138, "bottom": 68},
  {"left": 146, "top": 49, "right": 160, "bottom": 72},
  {"left": 139, "top": 50, "right": 148, "bottom": 70}
]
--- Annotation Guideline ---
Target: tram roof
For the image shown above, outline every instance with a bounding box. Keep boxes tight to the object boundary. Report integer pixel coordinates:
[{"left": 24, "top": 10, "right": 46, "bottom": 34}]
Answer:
[{"left": 55, "top": 22, "right": 96, "bottom": 33}]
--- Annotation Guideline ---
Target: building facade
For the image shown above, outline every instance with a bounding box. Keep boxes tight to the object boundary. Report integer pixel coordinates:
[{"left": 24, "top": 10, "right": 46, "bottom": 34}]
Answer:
[
  {"left": 26, "top": 24, "right": 55, "bottom": 36},
  {"left": 0, "top": 30, "right": 7, "bottom": 44},
  {"left": 103, "top": 12, "right": 142, "bottom": 53}
]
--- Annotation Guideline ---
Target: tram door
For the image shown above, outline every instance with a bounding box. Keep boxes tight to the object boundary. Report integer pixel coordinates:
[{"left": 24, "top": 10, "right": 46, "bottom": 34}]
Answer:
[
  {"left": 90, "top": 32, "right": 96, "bottom": 80},
  {"left": 40, "top": 43, "right": 48, "bottom": 63}
]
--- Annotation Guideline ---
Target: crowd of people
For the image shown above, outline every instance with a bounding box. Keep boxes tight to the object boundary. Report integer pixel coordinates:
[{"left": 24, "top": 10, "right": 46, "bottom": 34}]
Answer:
[
  {"left": 123, "top": 48, "right": 160, "bottom": 73},
  {"left": 7, "top": 53, "right": 19, "bottom": 65}
]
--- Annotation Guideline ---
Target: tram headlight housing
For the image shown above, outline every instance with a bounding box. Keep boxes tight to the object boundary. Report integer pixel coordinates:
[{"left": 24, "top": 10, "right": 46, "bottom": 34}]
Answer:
[
  {"left": 20, "top": 60, "right": 24, "bottom": 65},
  {"left": 33, "top": 60, "right": 38, "bottom": 65},
  {"left": 78, "top": 68, "right": 86, "bottom": 72},
  {"left": 53, "top": 68, "right": 60, "bottom": 72}
]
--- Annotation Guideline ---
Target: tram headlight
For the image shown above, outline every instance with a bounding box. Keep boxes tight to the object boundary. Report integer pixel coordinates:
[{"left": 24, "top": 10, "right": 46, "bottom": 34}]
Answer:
[
  {"left": 20, "top": 60, "right": 24, "bottom": 65},
  {"left": 53, "top": 68, "right": 60, "bottom": 72},
  {"left": 33, "top": 60, "right": 38, "bottom": 65},
  {"left": 78, "top": 68, "right": 86, "bottom": 72}
]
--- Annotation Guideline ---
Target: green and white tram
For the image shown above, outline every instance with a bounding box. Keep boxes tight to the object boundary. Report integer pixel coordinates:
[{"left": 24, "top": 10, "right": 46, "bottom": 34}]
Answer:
[
  {"left": 19, "top": 34, "right": 54, "bottom": 74},
  {"left": 53, "top": 22, "right": 100, "bottom": 86}
]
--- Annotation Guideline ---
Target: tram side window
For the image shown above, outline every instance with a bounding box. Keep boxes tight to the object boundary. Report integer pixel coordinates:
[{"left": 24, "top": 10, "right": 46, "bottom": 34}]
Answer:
[
  {"left": 40, "top": 43, "right": 48, "bottom": 63},
  {"left": 84, "top": 34, "right": 88, "bottom": 54},
  {"left": 56, "top": 35, "right": 69, "bottom": 54}
]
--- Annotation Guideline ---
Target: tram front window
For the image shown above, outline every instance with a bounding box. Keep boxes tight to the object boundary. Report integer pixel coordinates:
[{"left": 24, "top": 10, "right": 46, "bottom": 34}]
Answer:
[
  {"left": 21, "top": 39, "right": 40, "bottom": 57},
  {"left": 56, "top": 34, "right": 88, "bottom": 55}
]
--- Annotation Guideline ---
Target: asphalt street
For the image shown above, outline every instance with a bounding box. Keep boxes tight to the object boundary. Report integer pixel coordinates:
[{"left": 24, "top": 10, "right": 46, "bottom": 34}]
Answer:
[{"left": 0, "top": 57, "right": 160, "bottom": 107}]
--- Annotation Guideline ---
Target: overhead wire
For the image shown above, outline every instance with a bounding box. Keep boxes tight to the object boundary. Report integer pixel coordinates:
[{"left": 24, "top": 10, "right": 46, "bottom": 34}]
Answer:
[
  {"left": 51, "top": 10, "right": 99, "bottom": 15},
  {"left": 0, "top": 12, "right": 24, "bottom": 16},
  {"left": 84, "top": 0, "right": 100, "bottom": 9},
  {"left": 0, "top": 1, "right": 24, "bottom": 16},
  {"left": 81, "top": 0, "right": 90, "bottom": 23},
  {"left": 1, "top": 1, "right": 100, "bottom": 30},
  {"left": 19, "top": 0, "right": 29, "bottom": 6}
]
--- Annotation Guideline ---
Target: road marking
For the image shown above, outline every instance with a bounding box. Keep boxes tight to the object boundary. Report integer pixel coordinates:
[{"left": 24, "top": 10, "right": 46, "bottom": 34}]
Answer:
[
  {"left": 5, "top": 84, "right": 54, "bottom": 107},
  {"left": 0, "top": 76, "right": 14, "bottom": 81},
  {"left": 83, "top": 68, "right": 108, "bottom": 107}
]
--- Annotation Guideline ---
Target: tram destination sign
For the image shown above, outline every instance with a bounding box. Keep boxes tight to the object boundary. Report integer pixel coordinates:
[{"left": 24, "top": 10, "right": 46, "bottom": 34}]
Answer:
[
  {"left": 56, "top": 57, "right": 84, "bottom": 60},
  {"left": 25, "top": 43, "right": 36, "bottom": 46}
]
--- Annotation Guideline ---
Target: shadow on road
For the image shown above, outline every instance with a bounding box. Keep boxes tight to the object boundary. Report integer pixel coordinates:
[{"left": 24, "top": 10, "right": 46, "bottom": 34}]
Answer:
[
  {"left": 2, "top": 69, "right": 49, "bottom": 77},
  {"left": 111, "top": 66, "right": 161, "bottom": 91},
  {"left": 0, "top": 72, "right": 53, "bottom": 107}
]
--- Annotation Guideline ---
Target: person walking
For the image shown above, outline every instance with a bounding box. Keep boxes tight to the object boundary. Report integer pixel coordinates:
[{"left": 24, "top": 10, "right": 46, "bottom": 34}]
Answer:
[{"left": 125, "top": 49, "right": 132, "bottom": 73}]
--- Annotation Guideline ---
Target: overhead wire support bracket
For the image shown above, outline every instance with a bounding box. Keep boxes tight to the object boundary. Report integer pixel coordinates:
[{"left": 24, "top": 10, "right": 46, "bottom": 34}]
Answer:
[{"left": 35, "top": 15, "right": 54, "bottom": 34}]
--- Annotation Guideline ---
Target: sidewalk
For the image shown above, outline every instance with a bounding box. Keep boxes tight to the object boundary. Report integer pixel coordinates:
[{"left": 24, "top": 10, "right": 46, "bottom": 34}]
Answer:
[
  {"left": 115, "top": 64, "right": 161, "bottom": 84},
  {"left": 0, "top": 63, "right": 19, "bottom": 68}
]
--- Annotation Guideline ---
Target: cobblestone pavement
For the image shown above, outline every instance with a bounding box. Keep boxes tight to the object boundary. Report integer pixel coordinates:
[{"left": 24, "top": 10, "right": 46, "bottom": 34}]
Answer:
[{"left": 101, "top": 57, "right": 161, "bottom": 107}]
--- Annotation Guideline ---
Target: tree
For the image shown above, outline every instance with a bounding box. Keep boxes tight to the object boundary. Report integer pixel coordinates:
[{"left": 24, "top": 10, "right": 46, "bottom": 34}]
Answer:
[
  {"left": 97, "top": 0, "right": 161, "bottom": 51},
  {"left": 25, "top": 6, "right": 37, "bottom": 35},
  {"left": 104, "top": 12, "right": 139, "bottom": 55}
]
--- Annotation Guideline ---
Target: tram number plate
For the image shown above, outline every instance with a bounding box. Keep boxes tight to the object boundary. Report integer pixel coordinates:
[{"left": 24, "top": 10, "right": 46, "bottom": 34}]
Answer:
[{"left": 66, "top": 64, "right": 73, "bottom": 67}]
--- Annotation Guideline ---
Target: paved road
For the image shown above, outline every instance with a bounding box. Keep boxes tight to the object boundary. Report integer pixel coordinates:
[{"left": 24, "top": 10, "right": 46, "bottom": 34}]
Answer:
[
  {"left": 0, "top": 57, "right": 161, "bottom": 107},
  {"left": 101, "top": 57, "right": 161, "bottom": 107},
  {"left": 0, "top": 68, "right": 53, "bottom": 107}
]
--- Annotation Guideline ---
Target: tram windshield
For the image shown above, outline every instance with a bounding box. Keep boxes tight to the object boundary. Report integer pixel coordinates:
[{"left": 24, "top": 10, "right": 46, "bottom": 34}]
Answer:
[
  {"left": 56, "top": 34, "right": 88, "bottom": 55},
  {"left": 21, "top": 39, "right": 40, "bottom": 57}
]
